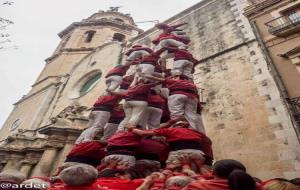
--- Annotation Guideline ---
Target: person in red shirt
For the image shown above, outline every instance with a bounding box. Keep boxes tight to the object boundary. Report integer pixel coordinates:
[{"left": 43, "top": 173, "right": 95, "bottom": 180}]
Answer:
[
  {"left": 119, "top": 74, "right": 134, "bottom": 92},
  {"left": 166, "top": 47, "right": 199, "bottom": 79},
  {"left": 103, "top": 131, "right": 141, "bottom": 169},
  {"left": 139, "top": 90, "right": 166, "bottom": 129},
  {"left": 140, "top": 73, "right": 201, "bottom": 132},
  {"left": 127, "top": 120, "right": 213, "bottom": 170},
  {"left": 64, "top": 140, "right": 106, "bottom": 167},
  {"left": 101, "top": 104, "right": 125, "bottom": 141},
  {"left": 136, "top": 137, "right": 169, "bottom": 168},
  {"left": 105, "top": 62, "right": 132, "bottom": 92},
  {"left": 152, "top": 32, "right": 190, "bottom": 57},
  {"left": 109, "top": 79, "right": 160, "bottom": 131},
  {"left": 182, "top": 159, "right": 257, "bottom": 190},
  {"left": 125, "top": 45, "right": 153, "bottom": 62},
  {"left": 75, "top": 92, "right": 123, "bottom": 144},
  {"left": 50, "top": 164, "right": 101, "bottom": 190}
]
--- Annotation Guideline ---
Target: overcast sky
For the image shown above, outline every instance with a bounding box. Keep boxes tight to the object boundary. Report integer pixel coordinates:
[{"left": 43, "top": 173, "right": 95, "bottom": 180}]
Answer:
[{"left": 0, "top": 0, "right": 201, "bottom": 127}]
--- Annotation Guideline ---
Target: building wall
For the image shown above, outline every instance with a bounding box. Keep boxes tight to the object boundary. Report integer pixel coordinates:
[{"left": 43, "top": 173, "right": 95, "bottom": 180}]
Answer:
[
  {"left": 246, "top": 0, "right": 300, "bottom": 98},
  {"left": 130, "top": 0, "right": 300, "bottom": 179}
]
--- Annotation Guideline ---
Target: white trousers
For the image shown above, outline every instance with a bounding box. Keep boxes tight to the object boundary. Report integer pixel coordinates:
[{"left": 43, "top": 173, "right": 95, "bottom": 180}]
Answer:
[
  {"left": 173, "top": 59, "right": 194, "bottom": 79},
  {"left": 105, "top": 75, "right": 123, "bottom": 92},
  {"left": 75, "top": 110, "right": 110, "bottom": 144},
  {"left": 101, "top": 123, "right": 119, "bottom": 141},
  {"left": 118, "top": 100, "right": 148, "bottom": 131},
  {"left": 139, "top": 107, "right": 163, "bottom": 130},
  {"left": 131, "top": 64, "right": 155, "bottom": 86},
  {"left": 127, "top": 50, "right": 151, "bottom": 61},
  {"left": 154, "top": 39, "right": 187, "bottom": 52},
  {"left": 168, "top": 94, "right": 199, "bottom": 131}
]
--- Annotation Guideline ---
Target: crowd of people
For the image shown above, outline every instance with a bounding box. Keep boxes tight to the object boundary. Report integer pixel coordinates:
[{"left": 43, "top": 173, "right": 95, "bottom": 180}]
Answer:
[{"left": 0, "top": 23, "right": 299, "bottom": 190}]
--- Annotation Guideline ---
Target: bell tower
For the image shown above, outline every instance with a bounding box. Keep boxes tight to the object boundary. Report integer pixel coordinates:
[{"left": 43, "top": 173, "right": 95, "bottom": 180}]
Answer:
[{"left": 0, "top": 10, "right": 142, "bottom": 141}]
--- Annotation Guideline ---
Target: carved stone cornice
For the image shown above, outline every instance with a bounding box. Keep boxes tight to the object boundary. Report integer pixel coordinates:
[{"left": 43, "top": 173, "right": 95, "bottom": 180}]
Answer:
[
  {"left": 45, "top": 47, "right": 95, "bottom": 63},
  {"left": 244, "top": 0, "right": 281, "bottom": 17},
  {"left": 58, "top": 18, "right": 141, "bottom": 38},
  {"left": 39, "top": 125, "right": 83, "bottom": 136}
]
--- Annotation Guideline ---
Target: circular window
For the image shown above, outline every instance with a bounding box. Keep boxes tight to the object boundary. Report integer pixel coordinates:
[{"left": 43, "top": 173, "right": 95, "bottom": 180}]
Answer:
[
  {"left": 79, "top": 74, "right": 101, "bottom": 96},
  {"left": 11, "top": 119, "right": 21, "bottom": 131},
  {"left": 69, "top": 70, "right": 102, "bottom": 99}
]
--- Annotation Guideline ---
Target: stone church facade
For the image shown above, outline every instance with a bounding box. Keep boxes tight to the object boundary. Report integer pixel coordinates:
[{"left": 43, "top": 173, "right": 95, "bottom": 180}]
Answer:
[{"left": 0, "top": 0, "right": 299, "bottom": 179}]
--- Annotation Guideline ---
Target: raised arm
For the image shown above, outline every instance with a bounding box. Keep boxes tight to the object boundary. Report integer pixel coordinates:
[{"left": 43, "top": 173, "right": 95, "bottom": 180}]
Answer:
[{"left": 130, "top": 128, "right": 156, "bottom": 136}]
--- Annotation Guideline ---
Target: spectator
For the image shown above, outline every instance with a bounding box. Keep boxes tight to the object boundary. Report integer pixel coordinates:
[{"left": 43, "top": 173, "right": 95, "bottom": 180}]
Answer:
[
  {"left": 58, "top": 164, "right": 98, "bottom": 186},
  {"left": 262, "top": 178, "right": 299, "bottom": 190},
  {"left": 22, "top": 178, "right": 50, "bottom": 190},
  {"left": 182, "top": 159, "right": 256, "bottom": 190},
  {"left": 0, "top": 170, "right": 26, "bottom": 187}
]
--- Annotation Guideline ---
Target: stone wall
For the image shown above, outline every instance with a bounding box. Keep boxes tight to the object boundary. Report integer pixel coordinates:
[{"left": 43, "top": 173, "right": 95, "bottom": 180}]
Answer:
[{"left": 130, "top": 0, "right": 300, "bottom": 179}]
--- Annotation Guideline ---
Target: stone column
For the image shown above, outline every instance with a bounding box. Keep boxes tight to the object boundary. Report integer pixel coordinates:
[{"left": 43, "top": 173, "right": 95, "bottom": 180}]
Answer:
[
  {"left": 20, "top": 163, "right": 32, "bottom": 177},
  {"left": 31, "top": 146, "right": 59, "bottom": 177},
  {"left": 49, "top": 135, "right": 77, "bottom": 175},
  {"left": 0, "top": 163, "right": 5, "bottom": 172},
  {"left": 2, "top": 155, "right": 23, "bottom": 171}
]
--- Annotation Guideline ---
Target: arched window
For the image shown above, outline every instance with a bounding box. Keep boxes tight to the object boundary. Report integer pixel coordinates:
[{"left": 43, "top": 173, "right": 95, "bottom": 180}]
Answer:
[
  {"left": 113, "top": 33, "right": 125, "bottom": 42},
  {"left": 11, "top": 119, "right": 21, "bottom": 131},
  {"left": 79, "top": 72, "right": 102, "bottom": 96},
  {"left": 84, "top": 31, "right": 96, "bottom": 43}
]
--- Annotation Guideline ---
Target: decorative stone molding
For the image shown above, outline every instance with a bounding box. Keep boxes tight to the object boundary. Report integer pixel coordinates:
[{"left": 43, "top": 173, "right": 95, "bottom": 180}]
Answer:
[{"left": 58, "top": 18, "right": 141, "bottom": 38}]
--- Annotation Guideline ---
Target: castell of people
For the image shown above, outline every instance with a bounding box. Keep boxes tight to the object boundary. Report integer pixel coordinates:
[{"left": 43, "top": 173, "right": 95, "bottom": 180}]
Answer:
[{"left": 0, "top": 0, "right": 300, "bottom": 189}]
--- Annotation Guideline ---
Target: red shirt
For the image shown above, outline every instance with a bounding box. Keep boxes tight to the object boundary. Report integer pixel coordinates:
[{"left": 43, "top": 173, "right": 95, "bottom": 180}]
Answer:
[
  {"left": 120, "top": 75, "right": 134, "bottom": 90},
  {"left": 108, "top": 131, "right": 141, "bottom": 147},
  {"left": 67, "top": 141, "right": 106, "bottom": 160},
  {"left": 94, "top": 178, "right": 144, "bottom": 190},
  {"left": 140, "top": 54, "right": 159, "bottom": 65},
  {"left": 148, "top": 94, "right": 166, "bottom": 109},
  {"left": 93, "top": 94, "right": 123, "bottom": 110},
  {"left": 153, "top": 127, "right": 213, "bottom": 161},
  {"left": 153, "top": 127, "right": 205, "bottom": 142},
  {"left": 173, "top": 49, "right": 197, "bottom": 63},
  {"left": 164, "top": 79, "right": 198, "bottom": 99},
  {"left": 108, "top": 105, "right": 125, "bottom": 124},
  {"left": 105, "top": 65, "right": 130, "bottom": 78},
  {"left": 137, "top": 138, "right": 169, "bottom": 162},
  {"left": 126, "top": 83, "right": 157, "bottom": 101}
]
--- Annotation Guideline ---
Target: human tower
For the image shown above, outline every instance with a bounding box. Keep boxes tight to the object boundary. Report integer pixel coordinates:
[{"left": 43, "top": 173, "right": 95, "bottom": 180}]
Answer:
[{"left": 5, "top": 22, "right": 297, "bottom": 190}]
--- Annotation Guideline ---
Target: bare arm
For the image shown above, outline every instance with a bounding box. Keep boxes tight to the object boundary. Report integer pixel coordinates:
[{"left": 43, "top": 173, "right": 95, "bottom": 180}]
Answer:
[
  {"left": 136, "top": 179, "right": 154, "bottom": 190},
  {"left": 106, "top": 89, "right": 127, "bottom": 96},
  {"left": 140, "top": 74, "right": 165, "bottom": 82},
  {"left": 130, "top": 128, "right": 156, "bottom": 136},
  {"left": 172, "top": 22, "right": 188, "bottom": 29}
]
